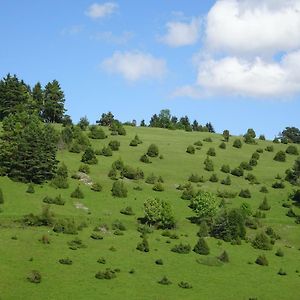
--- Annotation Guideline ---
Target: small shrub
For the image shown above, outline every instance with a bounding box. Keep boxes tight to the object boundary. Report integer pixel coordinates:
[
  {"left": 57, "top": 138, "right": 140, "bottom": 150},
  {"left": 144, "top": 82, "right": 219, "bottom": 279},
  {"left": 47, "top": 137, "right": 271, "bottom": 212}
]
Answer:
[
  {"left": 209, "top": 173, "right": 219, "bottom": 182},
  {"left": 43, "top": 195, "right": 65, "bottom": 206},
  {"left": 59, "top": 258, "right": 73, "bottom": 265},
  {"left": 147, "top": 144, "right": 159, "bottom": 157},
  {"left": 260, "top": 186, "right": 268, "bottom": 193},
  {"left": 129, "top": 139, "right": 138, "bottom": 147},
  {"left": 240, "top": 161, "right": 253, "bottom": 171},
  {"left": 252, "top": 233, "right": 272, "bottom": 250},
  {"left": 204, "top": 157, "right": 214, "bottom": 172},
  {"left": 186, "top": 145, "right": 195, "bottom": 154},
  {"left": 155, "top": 259, "right": 164, "bottom": 265},
  {"left": 194, "top": 141, "right": 203, "bottom": 146},
  {"left": 197, "top": 221, "right": 209, "bottom": 237},
  {"left": 231, "top": 167, "right": 244, "bottom": 177},
  {"left": 286, "top": 208, "right": 296, "bottom": 218},
  {"left": 97, "top": 257, "right": 106, "bottom": 264},
  {"left": 53, "top": 219, "right": 79, "bottom": 235},
  {"left": 95, "top": 268, "right": 117, "bottom": 280},
  {"left": 265, "top": 145, "right": 274, "bottom": 152},
  {"left": 256, "top": 148, "right": 264, "bottom": 153},
  {"left": 245, "top": 173, "right": 258, "bottom": 184},
  {"left": 277, "top": 268, "right": 287, "bottom": 276},
  {"left": 207, "top": 147, "right": 216, "bottom": 156},
  {"left": 101, "top": 146, "right": 113, "bottom": 157},
  {"left": 78, "top": 164, "right": 90, "bottom": 174},
  {"left": 171, "top": 243, "right": 191, "bottom": 254},
  {"left": 272, "top": 181, "right": 285, "bottom": 189},
  {"left": 90, "top": 232, "right": 103, "bottom": 240},
  {"left": 145, "top": 173, "right": 157, "bottom": 184},
  {"left": 203, "top": 137, "right": 212, "bottom": 142},
  {"left": 217, "top": 190, "right": 237, "bottom": 199},
  {"left": 120, "top": 206, "right": 134, "bottom": 216},
  {"left": 252, "top": 152, "right": 260, "bottom": 160},
  {"left": 219, "top": 142, "right": 226, "bottom": 149},
  {"left": 233, "top": 139, "right": 242, "bottom": 148},
  {"left": 67, "top": 238, "right": 86, "bottom": 250},
  {"left": 274, "top": 151, "right": 286, "bottom": 162},
  {"left": 112, "top": 220, "right": 126, "bottom": 231},
  {"left": 108, "top": 140, "right": 120, "bottom": 151},
  {"left": 259, "top": 197, "right": 271, "bottom": 211},
  {"left": 39, "top": 234, "right": 50, "bottom": 244},
  {"left": 26, "top": 183, "right": 35, "bottom": 194},
  {"left": 193, "top": 238, "right": 210, "bottom": 255},
  {"left": 275, "top": 249, "right": 284, "bottom": 257},
  {"left": 71, "top": 186, "right": 84, "bottom": 199},
  {"left": 221, "top": 164, "right": 230, "bottom": 173},
  {"left": 221, "top": 176, "right": 231, "bottom": 185},
  {"left": 255, "top": 255, "right": 269, "bottom": 266},
  {"left": 286, "top": 145, "right": 299, "bottom": 155},
  {"left": 188, "top": 173, "right": 203, "bottom": 183},
  {"left": 91, "top": 182, "right": 102, "bottom": 192},
  {"left": 140, "top": 154, "right": 151, "bottom": 164},
  {"left": 158, "top": 276, "right": 172, "bottom": 285},
  {"left": 218, "top": 250, "right": 229, "bottom": 263},
  {"left": 239, "top": 189, "right": 251, "bottom": 198},
  {"left": 27, "top": 270, "right": 42, "bottom": 283},
  {"left": 152, "top": 182, "right": 164, "bottom": 192},
  {"left": 178, "top": 281, "right": 192, "bottom": 289},
  {"left": 136, "top": 238, "right": 149, "bottom": 252},
  {"left": 81, "top": 147, "right": 98, "bottom": 164},
  {"left": 111, "top": 181, "right": 127, "bottom": 198}
]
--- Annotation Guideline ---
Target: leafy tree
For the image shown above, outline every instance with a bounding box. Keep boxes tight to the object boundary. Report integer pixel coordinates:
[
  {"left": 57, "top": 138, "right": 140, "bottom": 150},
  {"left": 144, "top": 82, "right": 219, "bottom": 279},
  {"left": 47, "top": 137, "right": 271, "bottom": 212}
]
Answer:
[
  {"left": 281, "top": 127, "right": 300, "bottom": 144},
  {"left": 244, "top": 128, "right": 256, "bottom": 144},
  {"left": 189, "top": 191, "right": 218, "bottom": 220},
  {"left": 193, "top": 238, "right": 210, "bottom": 255},
  {"left": 81, "top": 148, "right": 98, "bottom": 164},
  {"left": 97, "top": 111, "right": 115, "bottom": 126},
  {"left": 0, "top": 113, "right": 58, "bottom": 183},
  {"left": 140, "top": 119, "right": 146, "bottom": 127},
  {"left": 88, "top": 125, "right": 106, "bottom": 139},
  {"left": 286, "top": 145, "right": 299, "bottom": 155},
  {"left": 42, "top": 80, "right": 66, "bottom": 123},
  {"left": 285, "top": 157, "right": 300, "bottom": 185},
  {"left": 78, "top": 116, "right": 89, "bottom": 130},
  {"left": 143, "top": 198, "right": 175, "bottom": 229},
  {"left": 206, "top": 122, "right": 215, "bottom": 133}
]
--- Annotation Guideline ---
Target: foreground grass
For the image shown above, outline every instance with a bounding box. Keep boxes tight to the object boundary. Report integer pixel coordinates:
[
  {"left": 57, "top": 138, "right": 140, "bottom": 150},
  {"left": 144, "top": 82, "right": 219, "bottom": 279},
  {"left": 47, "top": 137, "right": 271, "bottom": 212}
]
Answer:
[{"left": 0, "top": 126, "right": 300, "bottom": 299}]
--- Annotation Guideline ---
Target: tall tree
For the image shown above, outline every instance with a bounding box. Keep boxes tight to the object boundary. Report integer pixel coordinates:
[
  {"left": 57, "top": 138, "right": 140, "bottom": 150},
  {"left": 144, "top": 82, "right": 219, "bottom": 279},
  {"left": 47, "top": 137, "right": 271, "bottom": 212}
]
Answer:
[
  {"left": 42, "top": 80, "right": 66, "bottom": 123},
  {"left": 32, "top": 82, "right": 44, "bottom": 116}
]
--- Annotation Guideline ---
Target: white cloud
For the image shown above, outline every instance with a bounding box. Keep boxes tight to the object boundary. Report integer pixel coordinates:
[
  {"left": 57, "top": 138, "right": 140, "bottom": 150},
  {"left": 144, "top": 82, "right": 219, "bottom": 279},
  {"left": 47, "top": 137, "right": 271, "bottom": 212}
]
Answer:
[
  {"left": 101, "top": 51, "right": 167, "bottom": 81},
  {"left": 85, "top": 2, "right": 118, "bottom": 19},
  {"left": 91, "top": 31, "right": 133, "bottom": 44},
  {"left": 206, "top": 0, "right": 300, "bottom": 56},
  {"left": 160, "top": 18, "right": 200, "bottom": 47}
]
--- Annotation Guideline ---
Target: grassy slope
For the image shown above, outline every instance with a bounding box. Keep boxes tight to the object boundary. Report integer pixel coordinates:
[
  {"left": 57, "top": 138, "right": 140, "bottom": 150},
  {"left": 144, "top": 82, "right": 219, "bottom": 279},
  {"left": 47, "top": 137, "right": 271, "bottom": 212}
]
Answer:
[{"left": 0, "top": 126, "right": 300, "bottom": 300}]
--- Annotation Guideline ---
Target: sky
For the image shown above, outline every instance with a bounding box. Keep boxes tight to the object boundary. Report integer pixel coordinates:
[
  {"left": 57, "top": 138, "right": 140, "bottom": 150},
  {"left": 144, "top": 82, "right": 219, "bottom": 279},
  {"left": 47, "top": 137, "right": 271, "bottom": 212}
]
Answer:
[{"left": 1, "top": 0, "right": 300, "bottom": 138}]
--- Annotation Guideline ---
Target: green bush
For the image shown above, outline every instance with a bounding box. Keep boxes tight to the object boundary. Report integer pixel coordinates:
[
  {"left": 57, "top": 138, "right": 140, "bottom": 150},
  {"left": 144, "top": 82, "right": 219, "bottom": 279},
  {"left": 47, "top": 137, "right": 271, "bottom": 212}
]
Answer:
[
  {"left": 27, "top": 270, "right": 42, "bottom": 283},
  {"left": 260, "top": 186, "right": 268, "bottom": 193},
  {"left": 240, "top": 161, "right": 253, "bottom": 171},
  {"left": 274, "top": 151, "right": 286, "bottom": 162},
  {"left": 221, "top": 176, "right": 231, "bottom": 186},
  {"left": 204, "top": 157, "right": 214, "bottom": 171},
  {"left": 207, "top": 147, "right": 216, "bottom": 156},
  {"left": 91, "top": 182, "right": 102, "bottom": 192},
  {"left": 259, "top": 197, "right": 271, "bottom": 211},
  {"left": 286, "top": 145, "right": 299, "bottom": 155},
  {"left": 186, "top": 145, "right": 195, "bottom": 154},
  {"left": 120, "top": 206, "right": 135, "bottom": 216},
  {"left": 245, "top": 173, "right": 258, "bottom": 184},
  {"left": 112, "top": 159, "right": 124, "bottom": 171},
  {"left": 145, "top": 173, "right": 157, "bottom": 184},
  {"left": 249, "top": 158, "right": 258, "bottom": 166},
  {"left": 265, "top": 145, "right": 274, "bottom": 152},
  {"left": 111, "top": 181, "right": 127, "bottom": 198},
  {"left": 219, "top": 142, "right": 226, "bottom": 149},
  {"left": 193, "top": 238, "right": 210, "bottom": 255},
  {"left": 78, "top": 164, "right": 90, "bottom": 174},
  {"left": 53, "top": 218, "right": 79, "bottom": 234},
  {"left": 233, "top": 139, "right": 242, "bottom": 148},
  {"left": 101, "top": 146, "right": 113, "bottom": 157},
  {"left": 90, "top": 232, "right": 103, "bottom": 240},
  {"left": 136, "top": 238, "right": 150, "bottom": 252},
  {"left": 272, "top": 181, "right": 285, "bottom": 189},
  {"left": 140, "top": 154, "right": 151, "bottom": 164},
  {"left": 252, "top": 152, "right": 260, "bottom": 160},
  {"left": 252, "top": 233, "right": 272, "bottom": 250},
  {"left": 121, "top": 165, "right": 144, "bottom": 180},
  {"left": 221, "top": 164, "right": 230, "bottom": 173},
  {"left": 203, "top": 137, "right": 212, "bottom": 143},
  {"left": 171, "top": 243, "right": 191, "bottom": 254},
  {"left": 88, "top": 126, "right": 106, "bottom": 139},
  {"left": 218, "top": 250, "right": 229, "bottom": 263},
  {"left": 158, "top": 276, "right": 172, "bottom": 285},
  {"left": 129, "top": 139, "right": 138, "bottom": 147},
  {"left": 0, "top": 188, "right": 3, "bottom": 204},
  {"left": 108, "top": 140, "right": 120, "bottom": 151},
  {"left": 178, "top": 281, "right": 192, "bottom": 289},
  {"left": 43, "top": 195, "right": 65, "bottom": 206},
  {"left": 277, "top": 268, "right": 287, "bottom": 276},
  {"left": 275, "top": 248, "right": 284, "bottom": 257},
  {"left": 97, "top": 257, "right": 106, "bottom": 264},
  {"left": 71, "top": 186, "right": 84, "bottom": 199},
  {"left": 194, "top": 141, "right": 203, "bottom": 146},
  {"left": 112, "top": 220, "right": 126, "bottom": 231},
  {"left": 147, "top": 144, "right": 159, "bottom": 157},
  {"left": 197, "top": 221, "right": 209, "bottom": 237},
  {"left": 239, "top": 189, "right": 251, "bottom": 198},
  {"left": 181, "top": 186, "right": 196, "bottom": 200},
  {"left": 209, "top": 173, "right": 219, "bottom": 182},
  {"left": 67, "top": 238, "right": 87, "bottom": 250},
  {"left": 231, "top": 167, "right": 244, "bottom": 177},
  {"left": 81, "top": 148, "right": 98, "bottom": 164},
  {"left": 26, "top": 183, "right": 35, "bottom": 194},
  {"left": 95, "top": 268, "right": 117, "bottom": 280},
  {"left": 155, "top": 258, "right": 164, "bottom": 265},
  {"left": 255, "top": 255, "right": 268, "bottom": 266},
  {"left": 152, "top": 182, "right": 164, "bottom": 192},
  {"left": 59, "top": 258, "right": 73, "bottom": 265},
  {"left": 217, "top": 190, "right": 237, "bottom": 198}
]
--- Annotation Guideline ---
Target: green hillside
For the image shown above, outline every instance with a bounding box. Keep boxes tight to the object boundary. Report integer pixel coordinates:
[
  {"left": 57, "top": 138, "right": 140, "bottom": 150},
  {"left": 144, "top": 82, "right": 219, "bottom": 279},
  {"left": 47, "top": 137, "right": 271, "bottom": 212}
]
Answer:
[{"left": 0, "top": 125, "right": 300, "bottom": 300}]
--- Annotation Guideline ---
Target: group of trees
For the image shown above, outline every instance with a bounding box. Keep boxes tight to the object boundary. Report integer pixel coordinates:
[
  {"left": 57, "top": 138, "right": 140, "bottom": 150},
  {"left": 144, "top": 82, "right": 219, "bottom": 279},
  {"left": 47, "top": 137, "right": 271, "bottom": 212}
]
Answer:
[{"left": 0, "top": 74, "right": 67, "bottom": 123}]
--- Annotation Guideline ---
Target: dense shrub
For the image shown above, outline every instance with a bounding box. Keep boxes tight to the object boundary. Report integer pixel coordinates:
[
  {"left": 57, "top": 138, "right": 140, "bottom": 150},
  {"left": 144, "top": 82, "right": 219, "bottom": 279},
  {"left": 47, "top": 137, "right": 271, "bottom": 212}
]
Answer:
[
  {"left": 245, "top": 173, "right": 258, "bottom": 184},
  {"left": 203, "top": 137, "right": 213, "bottom": 143},
  {"left": 78, "top": 164, "right": 90, "bottom": 174},
  {"left": 91, "top": 182, "right": 102, "bottom": 192},
  {"left": 129, "top": 139, "right": 138, "bottom": 147},
  {"left": 121, "top": 165, "right": 144, "bottom": 180},
  {"left": 265, "top": 227, "right": 280, "bottom": 240},
  {"left": 218, "top": 251, "right": 229, "bottom": 263},
  {"left": 51, "top": 163, "right": 69, "bottom": 189},
  {"left": 186, "top": 145, "right": 195, "bottom": 154},
  {"left": 207, "top": 147, "right": 216, "bottom": 156},
  {"left": 71, "top": 186, "right": 84, "bottom": 199},
  {"left": 22, "top": 206, "right": 54, "bottom": 227},
  {"left": 181, "top": 186, "right": 196, "bottom": 200},
  {"left": 43, "top": 195, "right": 65, "bottom": 205},
  {"left": 81, "top": 148, "right": 98, "bottom": 164},
  {"left": 108, "top": 168, "right": 117, "bottom": 179},
  {"left": 188, "top": 173, "right": 204, "bottom": 183},
  {"left": 249, "top": 158, "right": 258, "bottom": 166},
  {"left": 252, "top": 233, "right": 272, "bottom": 250},
  {"left": 252, "top": 152, "right": 260, "bottom": 160},
  {"left": 193, "top": 238, "right": 210, "bottom": 255},
  {"left": 26, "top": 183, "right": 35, "bottom": 194},
  {"left": 120, "top": 206, "right": 135, "bottom": 215},
  {"left": 219, "top": 142, "right": 226, "bottom": 149},
  {"left": 260, "top": 186, "right": 268, "bottom": 193},
  {"left": 285, "top": 145, "right": 299, "bottom": 155},
  {"left": 273, "top": 151, "right": 286, "bottom": 162},
  {"left": 265, "top": 145, "right": 274, "bottom": 152},
  {"left": 27, "top": 270, "right": 42, "bottom": 283},
  {"left": 209, "top": 173, "right": 219, "bottom": 182},
  {"left": 108, "top": 140, "right": 120, "bottom": 151},
  {"left": 112, "top": 220, "right": 126, "bottom": 231},
  {"left": 272, "top": 181, "right": 285, "bottom": 189},
  {"left": 152, "top": 182, "right": 164, "bottom": 192},
  {"left": 194, "top": 141, "right": 203, "bottom": 146},
  {"left": 231, "top": 167, "right": 244, "bottom": 177},
  {"left": 88, "top": 126, "right": 106, "bottom": 139},
  {"left": 256, "top": 148, "right": 264, "bottom": 153},
  {"left": 239, "top": 189, "right": 251, "bottom": 198},
  {"left": 147, "top": 144, "right": 159, "bottom": 157},
  {"left": 233, "top": 139, "right": 242, "bottom": 148},
  {"left": 145, "top": 173, "right": 157, "bottom": 184},
  {"left": 255, "top": 255, "right": 268, "bottom": 266},
  {"left": 59, "top": 258, "right": 73, "bottom": 265},
  {"left": 197, "top": 221, "right": 209, "bottom": 237},
  {"left": 111, "top": 181, "right": 127, "bottom": 198},
  {"left": 171, "top": 243, "right": 191, "bottom": 254},
  {"left": 221, "top": 164, "right": 230, "bottom": 173},
  {"left": 100, "top": 146, "right": 113, "bottom": 157},
  {"left": 217, "top": 190, "right": 237, "bottom": 199},
  {"left": 53, "top": 218, "right": 79, "bottom": 234},
  {"left": 90, "top": 232, "right": 103, "bottom": 240},
  {"left": 95, "top": 268, "right": 117, "bottom": 280},
  {"left": 240, "top": 161, "right": 253, "bottom": 171},
  {"left": 204, "top": 157, "right": 214, "bottom": 171},
  {"left": 158, "top": 276, "right": 172, "bottom": 285}
]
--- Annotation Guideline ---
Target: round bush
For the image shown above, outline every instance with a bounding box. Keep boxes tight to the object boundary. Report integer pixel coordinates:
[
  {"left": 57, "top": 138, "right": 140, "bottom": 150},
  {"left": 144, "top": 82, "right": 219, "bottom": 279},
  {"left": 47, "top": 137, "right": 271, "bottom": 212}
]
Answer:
[
  {"left": 233, "top": 139, "right": 242, "bottom": 148},
  {"left": 273, "top": 151, "right": 286, "bottom": 162},
  {"left": 186, "top": 145, "right": 195, "bottom": 154},
  {"left": 111, "top": 181, "right": 127, "bottom": 198},
  {"left": 147, "top": 144, "right": 159, "bottom": 157},
  {"left": 286, "top": 145, "right": 299, "bottom": 155}
]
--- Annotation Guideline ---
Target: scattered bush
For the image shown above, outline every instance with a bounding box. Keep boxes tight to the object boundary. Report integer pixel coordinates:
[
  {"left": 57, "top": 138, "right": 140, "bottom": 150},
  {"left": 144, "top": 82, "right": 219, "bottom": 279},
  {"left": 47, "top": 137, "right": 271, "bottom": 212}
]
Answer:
[
  {"left": 193, "top": 238, "right": 210, "bottom": 255},
  {"left": 197, "top": 221, "right": 209, "bottom": 237},
  {"left": 260, "top": 186, "right": 268, "bottom": 193},
  {"left": 277, "top": 268, "right": 287, "bottom": 276},
  {"left": 209, "top": 173, "right": 219, "bottom": 182},
  {"left": 256, "top": 148, "right": 264, "bottom": 153},
  {"left": 147, "top": 144, "right": 159, "bottom": 157},
  {"left": 265, "top": 146, "right": 274, "bottom": 152},
  {"left": 275, "top": 249, "right": 284, "bottom": 257},
  {"left": 111, "top": 181, "right": 127, "bottom": 198},
  {"left": 95, "top": 268, "right": 117, "bottom": 280},
  {"left": 155, "top": 259, "right": 164, "bottom": 265},
  {"left": 88, "top": 126, "right": 106, "bottom": 139},
  {"left": 203, "top": 137, "right": 212, "bottom": 143},
  {"left": 108, "top": 140, "right": 120, "bottom": 151},
  {"left": 140, "top": 154, "right": 151, "bottom": 164},
  {"left": 27, "top": 270, "right": 42, "bottom": 283},
  {"left": 272, "top": 181, "right": 285, "bottom": 189},
  {"left": 67, "top": 238, "right": 86, "bottom": 250},
  {"left": 129, "top": 139, "right": 138, "bottom": 147},
  {"left": 71, "top": 186, "right": 84, "bottom": 199},
  {"left": 252, "top": 233, "right": 272, "bottom": 250},
  {"left": 231, "top": 167, "right": 244, "bottom": 177},
  {"left": 136, "top": 238, "right": 150, "bottom": 252},
  {"left": 255, "top": 255, "right": 269, "bottom": 266},
  {"left": 221, "top": 164, "right": 231, "bottom": 173},
  {"left": 240, "top": 161, "right": 253, "bottom": 171},
  {"left": 219, "top": 142, "right": 226, "bottom": 149},
  {"left": 100, "top": 146, "right": 113, "bottom": 157},
  {"left": 53, "top": 218, "right": 79, "bottom": 235},
  {"left": 121, "top": 165, "right": 144, "bottom": 180},
  {"left": 81, "top": 147, "right": 98, "bottom": 164},
  {"left": 145, "top": 173, "right": 157, "bottom": 184},
  {"left": 91, "top": 182, "right": 102, "bottom": 192},
  {"left": 78, "top": 164, "right": 90, "bottom": 174},
  {"left": 0, "top": 188, "right": 3, "bottom": 204},
  {"left": 178, "top": 281, "right": 192, "bottom": 289},
  {"left": 112, "top": 220, "right": 126, "bottom": 231},
  {"left": 245, "top": 173, "right": 258, "bottom": 184},
  {"left": 152, "top": 182, "right": 165, "bottom": 192},
  {"left": 43, "top": 195, "right": 65, "bottom": 206},
  {"left": 274, "top": 151, "right": 286, "bottom": 162},
  {"left": 186, "top": 145, "right": 195, "bottom": 154},
  {"left": 26, "top": 183, "right": 35, "bottom": 194},
  {"left": 194, "top": 141, "right": 203, "bottom": 146},
  {"left": 286, "top": 145, "right": 299, "bottom": 155},
  {"left": 233, "top": 139, "right": 242, "bottom": 148},
  {"left": 97, "top": 257, "right": 106, "bottom": 264},
  {"left": 59, "top": 258, "right": 73, "bottom": 265},
  {"left": 239, "top": 189, "right": 251, "bottom": 198},
  {"left": 204, "top": 157, "right": 214, "bottom": 172},
  {"left": 207, "top": 147, "right": 216, "bottom": 156},
  {"left": 218, "top": 251, "right": 229, "bottom": 263},
  {"left": 259, "top": 197, "right": 271, "bottom": 211},
  {"left": 120, "top": 206, "right": 135, "bottom": 216},
  {"left": 252, "top": 152, "right": 260, "bottom": 160},
  {"left": 171, "top": 243, "right": 191, "bottom": 254},
  {"left": 158, "top": 276, "right": 172, "bottom": 285},
  {"left": 221, "top": 176, "right": 231, "bottom": 185},
  {"left": 90, "top": 232, "right": 103, "bottom": 240},
  {"left": 217, "top": 190, "right": 237, "bottom": 199}
]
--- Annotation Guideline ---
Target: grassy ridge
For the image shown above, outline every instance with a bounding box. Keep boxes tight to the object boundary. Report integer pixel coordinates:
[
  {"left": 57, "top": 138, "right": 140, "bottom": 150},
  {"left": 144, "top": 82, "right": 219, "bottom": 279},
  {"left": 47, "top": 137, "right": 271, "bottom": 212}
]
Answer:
[{"left": 0, "top": 126, "right": 300, "bottom": 300}]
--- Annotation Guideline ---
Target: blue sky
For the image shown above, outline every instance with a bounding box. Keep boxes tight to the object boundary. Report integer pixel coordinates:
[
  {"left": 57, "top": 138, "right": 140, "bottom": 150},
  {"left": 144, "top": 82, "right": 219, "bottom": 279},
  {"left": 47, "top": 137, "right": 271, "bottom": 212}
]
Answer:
[{"left": 0, "top": 0, "right": 300, "bottom": 138}]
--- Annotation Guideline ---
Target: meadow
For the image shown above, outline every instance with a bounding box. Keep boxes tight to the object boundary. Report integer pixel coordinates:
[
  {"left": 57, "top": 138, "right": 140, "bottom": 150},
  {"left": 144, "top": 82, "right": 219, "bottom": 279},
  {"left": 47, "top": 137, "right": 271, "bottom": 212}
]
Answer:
[{"left": 0, "top": 125, "right": 300, "bottom": 300}]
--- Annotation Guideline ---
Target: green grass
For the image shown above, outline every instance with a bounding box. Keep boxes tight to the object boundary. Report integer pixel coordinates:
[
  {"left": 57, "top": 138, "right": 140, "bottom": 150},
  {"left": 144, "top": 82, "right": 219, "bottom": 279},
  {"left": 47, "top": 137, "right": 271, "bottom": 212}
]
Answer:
[{"left": 0, "top": 126, "right": 300, "bottom": 299}]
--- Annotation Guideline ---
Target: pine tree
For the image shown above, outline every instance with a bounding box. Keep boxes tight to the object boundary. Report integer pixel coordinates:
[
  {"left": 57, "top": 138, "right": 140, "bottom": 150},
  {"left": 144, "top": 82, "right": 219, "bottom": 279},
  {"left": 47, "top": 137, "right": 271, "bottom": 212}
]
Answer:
[
  {"left": 193, "top": 238, "right": 210, "bottom": 255},
  {"left": 32, "top": 82, "right": 44, "bottom": 116}
]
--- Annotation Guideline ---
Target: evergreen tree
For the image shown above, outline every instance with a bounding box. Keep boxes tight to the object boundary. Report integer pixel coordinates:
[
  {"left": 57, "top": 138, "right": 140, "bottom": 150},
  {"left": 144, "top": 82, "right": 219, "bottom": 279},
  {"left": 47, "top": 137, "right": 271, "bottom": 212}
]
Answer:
[
  {"left": 32, "top": 82, "right": 44, "bottom": 116},
  {"left": 223, "top": 130, "right": 230, "bottom": 142},
  {"left": 42, "top": 80, "right": 66, "bottom": 123},
  {"left": 193, "top": 238, "right": 210, "bottom": 255},
  {"left": 97, "top": 111, "right": 115, "bottom": 126}
]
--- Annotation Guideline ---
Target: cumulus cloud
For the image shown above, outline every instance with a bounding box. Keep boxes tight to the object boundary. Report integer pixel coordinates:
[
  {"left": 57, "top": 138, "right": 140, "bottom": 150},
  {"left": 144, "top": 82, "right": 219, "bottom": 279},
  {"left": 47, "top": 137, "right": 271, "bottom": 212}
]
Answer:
[
  {"left": 205, "top": 0, "right": 300, "bottom": 56},
  {"left": 160, "top": 18, "right": 200, "bottom": 47},
  {"left": 85, "top": 2, "right": 118, "bottom": 19},
  {"left": 173, "top": 0, "right": 300, "bottom": 98},
  {"left": 101, "top": 51, "right": 167, "bottom": 81}
]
